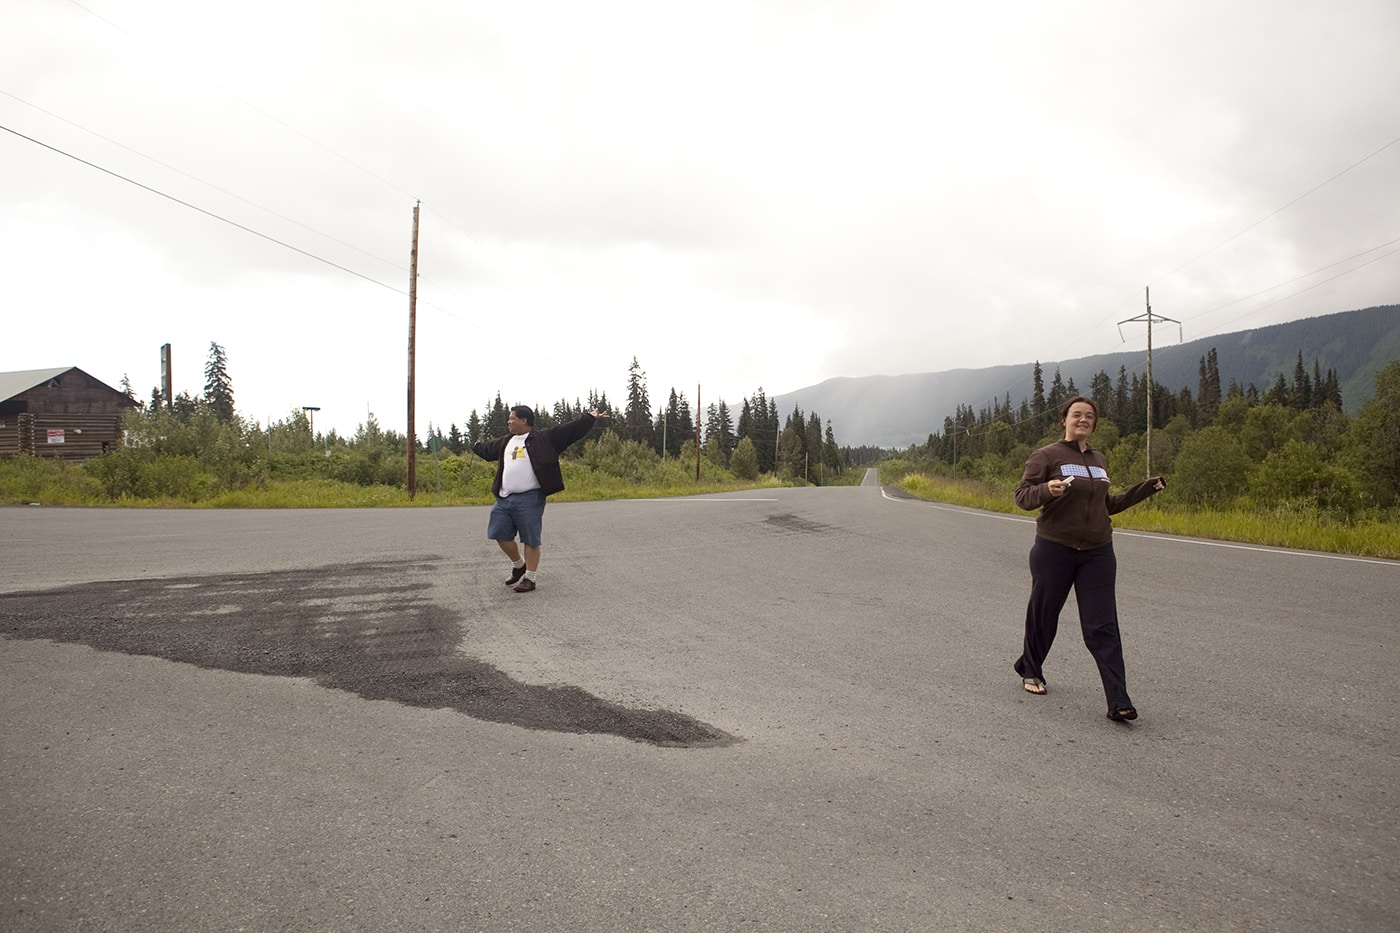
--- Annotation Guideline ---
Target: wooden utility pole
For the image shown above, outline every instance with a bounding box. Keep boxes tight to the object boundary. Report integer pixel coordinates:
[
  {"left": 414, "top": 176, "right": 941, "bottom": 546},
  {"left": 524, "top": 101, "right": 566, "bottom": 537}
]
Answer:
[
  {"left": 406, "top": 201, "right": 420, "bottom": 498},
  {"left": 1118, "top": 286, "right": 1180, "bottom": 478},
  {"left": 695, "top": 384, "right": 702, "bottom": 481}
]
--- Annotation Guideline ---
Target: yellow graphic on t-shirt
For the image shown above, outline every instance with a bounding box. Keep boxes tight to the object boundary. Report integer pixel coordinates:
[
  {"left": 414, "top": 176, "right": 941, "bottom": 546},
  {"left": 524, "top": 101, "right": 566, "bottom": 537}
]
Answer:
[{"left": 510, "top": 446, "right": 528, "bottom": 460}]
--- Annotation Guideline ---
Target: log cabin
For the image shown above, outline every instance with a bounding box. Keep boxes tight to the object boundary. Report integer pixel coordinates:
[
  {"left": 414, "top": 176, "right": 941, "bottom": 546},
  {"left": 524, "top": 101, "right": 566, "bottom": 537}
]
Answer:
[{"left": 0, "top": 367, "right": 140, "bottom": 462}]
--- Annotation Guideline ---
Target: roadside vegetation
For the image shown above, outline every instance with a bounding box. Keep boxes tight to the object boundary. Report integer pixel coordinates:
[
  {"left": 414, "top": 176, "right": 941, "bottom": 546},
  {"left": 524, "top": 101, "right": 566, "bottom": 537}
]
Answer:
[
  {"left": 0, "top": 349, "right": 833, "bottom": 508},
  {"left": 0, "top": 419, "right": 796, "bottom": 509},
  {"left": 877, "top": 357, "right": 1400, "bottom": 560},
  {"left": 4, "top": 344, "right": 1396, "bottom": 560}
]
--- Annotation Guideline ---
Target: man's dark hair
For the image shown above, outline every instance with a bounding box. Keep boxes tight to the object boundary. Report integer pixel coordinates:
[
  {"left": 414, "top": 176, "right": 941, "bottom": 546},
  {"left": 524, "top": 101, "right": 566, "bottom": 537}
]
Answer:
[{"left": 510, "top": 405, "right": 536, "bottom": 427}]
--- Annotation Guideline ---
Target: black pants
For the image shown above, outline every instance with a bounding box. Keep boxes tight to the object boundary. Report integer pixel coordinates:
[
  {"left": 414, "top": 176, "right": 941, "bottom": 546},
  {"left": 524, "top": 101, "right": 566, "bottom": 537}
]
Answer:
[{"left": 1014, "top": 537, "right": 1133, "bottom": 711}]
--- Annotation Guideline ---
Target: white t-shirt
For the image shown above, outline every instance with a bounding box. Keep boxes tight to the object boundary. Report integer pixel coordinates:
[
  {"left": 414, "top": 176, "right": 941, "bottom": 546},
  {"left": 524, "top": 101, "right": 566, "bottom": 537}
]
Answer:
[{"left": 500, "top": 433, "right": 541, "bottom": 495}]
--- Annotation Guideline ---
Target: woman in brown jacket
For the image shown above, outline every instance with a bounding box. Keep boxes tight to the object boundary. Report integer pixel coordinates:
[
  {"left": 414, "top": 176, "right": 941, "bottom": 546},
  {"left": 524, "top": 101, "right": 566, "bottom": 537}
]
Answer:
[{"left": 1013, "top": 396, "right": 1165, "bottom": 721}]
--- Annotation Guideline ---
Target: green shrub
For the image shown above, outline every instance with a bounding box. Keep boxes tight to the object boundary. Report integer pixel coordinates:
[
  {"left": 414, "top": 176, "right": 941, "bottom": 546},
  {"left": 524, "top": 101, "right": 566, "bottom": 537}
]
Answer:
[
  {"left": 83, "top": 449, "right": 215, "bottom": 501},
  {"left": 1248, "top": 440, "right": 1361, "bottom": 520},
  {"left": 330, "top": 447, "right": 405, "bottom": 487},
  {"left": 1, "top": 455, "right": 103, "bottom": 504},
  {"left": 730, "top": 437, "right": 760, "bottom": 480},
  {"left": 265, "top": 450, "right": 337, "bottom": 481},
  {"left": 438, "top": 453, "right": 496, "bottom": 499},
  {"left": 582, "top": 432, "right": 661, "bottom": 483},
  {"left": 1169, "top": 427, "right": 1252, "bottom": 508}
]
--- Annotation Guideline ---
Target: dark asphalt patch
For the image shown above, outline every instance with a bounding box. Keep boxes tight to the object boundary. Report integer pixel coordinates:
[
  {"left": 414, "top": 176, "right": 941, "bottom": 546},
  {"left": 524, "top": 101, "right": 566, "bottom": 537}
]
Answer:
[
  {"left": 0, "top": 560, "right": 735, "bottom": 748},
  {"left": 765, "top": 513, "right": 837, "bottom": 535}
]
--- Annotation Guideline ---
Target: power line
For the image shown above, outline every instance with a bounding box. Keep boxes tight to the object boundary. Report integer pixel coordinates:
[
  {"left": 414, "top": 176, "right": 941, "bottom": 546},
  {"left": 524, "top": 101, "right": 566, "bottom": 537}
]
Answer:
[
  {"left": 64, "top": 0, "right": 418, "bottom": 204},
  {"left": 0, "top": 109, "right": 504, "bottom": 347},
  {"left": 56, "top": 0, "right": 655, "bottom": 388},
  {"left": 942, "top": 239, "right": 1400, "bottom": 449},
  {"left": 1152, "top": 132, "right": 1400, "bottom": 286},
  {"left": 1, "top": 122, "right": 406, "bottom": 295},
  {"left": 1182, "top": 236, "right": 1400, "bottom": 327},
  {"left": 0, "top": 88, "right": 408, "bottom": 278},
  {"left": 55, "top": 2, "right": 578, "bottom": 374},
  {"left": 1198, "top": 243, "right": 1400, "bottom": 334},
  {"left": 1063, "top": 130, "right": 1400, "bottom": 366},
  {"left": 37, "top": 0, "right": 1400, "bottom": 427},
  {"left": 957, "top": 136, "right": 1400, "bottom": 430}
]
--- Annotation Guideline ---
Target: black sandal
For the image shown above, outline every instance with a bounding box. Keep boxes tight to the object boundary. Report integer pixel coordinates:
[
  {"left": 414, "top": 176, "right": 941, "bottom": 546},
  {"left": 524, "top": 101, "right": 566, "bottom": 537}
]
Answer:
[{"left": 1107, "top": 707, "right": 1138, "bottom": 721}]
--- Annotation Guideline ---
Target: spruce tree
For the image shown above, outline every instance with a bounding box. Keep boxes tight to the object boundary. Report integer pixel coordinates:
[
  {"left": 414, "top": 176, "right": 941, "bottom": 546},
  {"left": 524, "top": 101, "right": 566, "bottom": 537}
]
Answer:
[
  {"left": 658, "top": 388, "right": 691, "bottom": 458},
  {"left": 805, "top": 411, "right": 823, "bottom": 476},
  {"left": 1197, "top": 349, "right": 1222, "bottom": 427},
  {"left": 704, "top": 401, "right": 735, "bottom": 461},
  {"left": 1291, "top": 351, "right": 1312, "bottom": 410},
  {"left": 1032, "top": 361, "right": 1046, "bottom": 421},
  {"left": 786, "top": 404, "right": 806, "bottom": 449},
  {"left": 1090, "top": 371, "right": 1114, "bottom": 422},
  {"left": 823, "top": 422, "right": 843, "bottom": 476},
  {"left": 1114, "top": 367, "right": 1130, "bottom": 427},
  {"left": 203, "top": 341, "right": 235, "bottom": 423},
  {"left": 652, "top": 407, "right": 667, "bottom": 456},
  {"left": 1321, "top": 368, "right": 1343, "bottom": 409},
  {"left": 486, "top": 393, "right": 509, "bottom": 438},
  {"left": 623, "top": 357, "right": 653, "bottom": 447},
  {"left": 749, "top": 388, "right": 776, "bottom": 473},
  {"left": 736, "top": 399, "right": 753, "bottom": 449},
  {"left": 1262, "top": 373, "right": 1290, "bottom": 407},
  {"left": 1047, "top": 367, "right": 1067, "bottom": 411},
  {"left": 674, "top": 392, "right": 695, "bottom": 456}
]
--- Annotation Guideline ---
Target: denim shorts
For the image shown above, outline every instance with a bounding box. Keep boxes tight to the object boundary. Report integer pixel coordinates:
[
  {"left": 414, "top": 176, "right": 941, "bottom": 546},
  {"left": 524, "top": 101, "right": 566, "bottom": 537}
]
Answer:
[{"left": 486, "top": 489, "right": 546, "bottom": 546}]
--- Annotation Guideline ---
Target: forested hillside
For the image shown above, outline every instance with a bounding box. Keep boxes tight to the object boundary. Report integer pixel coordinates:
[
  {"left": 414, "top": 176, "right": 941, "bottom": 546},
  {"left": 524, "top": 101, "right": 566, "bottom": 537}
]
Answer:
[
  {"left": 779, "top": 305, "right": 1398, "bottom": 448},
  {"left": 878, "top": 353, "right": 1399, "bottom": 524}
]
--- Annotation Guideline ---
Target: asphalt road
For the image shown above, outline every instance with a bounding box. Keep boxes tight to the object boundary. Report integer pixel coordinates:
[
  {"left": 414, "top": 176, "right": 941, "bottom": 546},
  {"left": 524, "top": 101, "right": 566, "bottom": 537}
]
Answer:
[{"left": 2, "top": 476, "right": 1397, "bottom": 932}]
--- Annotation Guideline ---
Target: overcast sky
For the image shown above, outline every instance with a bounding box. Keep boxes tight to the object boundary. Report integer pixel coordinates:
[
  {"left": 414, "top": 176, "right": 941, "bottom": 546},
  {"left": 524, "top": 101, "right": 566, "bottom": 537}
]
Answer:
[{"left": 3, "top": 0, "right": 1397, "bottom": 440}]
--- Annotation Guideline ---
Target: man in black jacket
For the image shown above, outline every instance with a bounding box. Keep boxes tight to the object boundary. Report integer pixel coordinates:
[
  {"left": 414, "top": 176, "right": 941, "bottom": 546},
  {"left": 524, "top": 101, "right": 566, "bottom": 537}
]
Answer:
[{"left": 471, "top": 404, "right": 609, "bottom": 592}]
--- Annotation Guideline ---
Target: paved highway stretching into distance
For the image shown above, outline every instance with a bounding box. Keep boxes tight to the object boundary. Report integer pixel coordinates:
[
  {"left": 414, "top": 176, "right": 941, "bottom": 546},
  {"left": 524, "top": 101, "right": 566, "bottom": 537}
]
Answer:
[{"left": 2, "top": 475, "right": 1397, "bottom": 931}]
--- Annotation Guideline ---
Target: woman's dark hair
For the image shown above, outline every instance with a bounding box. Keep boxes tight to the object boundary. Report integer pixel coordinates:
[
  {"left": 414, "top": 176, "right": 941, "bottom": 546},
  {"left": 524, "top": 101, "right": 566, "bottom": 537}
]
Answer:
[
  {"left": 1058, "top": 395, "right": 1098, "bottom": 422},
  {"left": 510, "top": 405, "right": 536, "bottom": 427}
]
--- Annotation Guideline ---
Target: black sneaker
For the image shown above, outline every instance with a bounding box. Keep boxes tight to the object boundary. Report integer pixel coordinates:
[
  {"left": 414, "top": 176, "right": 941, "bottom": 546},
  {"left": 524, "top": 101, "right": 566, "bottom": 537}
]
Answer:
[
  {"left": 513, "top": 577, "right": 536, "bottom": 593},
  {"left": 505, "top": 565, "right": 527, "bottom": 586}
]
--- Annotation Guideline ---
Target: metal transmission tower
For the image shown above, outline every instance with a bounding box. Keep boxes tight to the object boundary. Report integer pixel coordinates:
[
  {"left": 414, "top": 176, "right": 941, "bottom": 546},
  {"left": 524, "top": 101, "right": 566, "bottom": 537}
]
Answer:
[{"left": 1118, "top": 287, "right": 1181, "bottom": 478}]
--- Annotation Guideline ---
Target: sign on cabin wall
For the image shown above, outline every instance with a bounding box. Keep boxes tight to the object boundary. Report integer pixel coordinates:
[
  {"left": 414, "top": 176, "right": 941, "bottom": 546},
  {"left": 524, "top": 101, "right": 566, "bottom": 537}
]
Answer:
[{"left": 47, "top": 429, "right": 65, "bottom": 444}]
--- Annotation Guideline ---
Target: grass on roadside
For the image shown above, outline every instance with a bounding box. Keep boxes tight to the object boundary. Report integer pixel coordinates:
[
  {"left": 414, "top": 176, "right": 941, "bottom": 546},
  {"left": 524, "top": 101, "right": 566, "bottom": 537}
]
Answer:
[
  {"left": 0, "top": 459, "right": 792, "bottom": 509},
  {"left": 894, "top": 472, "right": 1400, "bottom": 560}
]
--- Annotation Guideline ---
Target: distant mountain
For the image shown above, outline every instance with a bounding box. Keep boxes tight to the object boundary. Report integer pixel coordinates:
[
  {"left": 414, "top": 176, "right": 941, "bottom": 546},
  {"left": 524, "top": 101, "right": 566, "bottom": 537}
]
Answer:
[{"left": 775, "top": 305, "right": 1399, "bottom": 449}]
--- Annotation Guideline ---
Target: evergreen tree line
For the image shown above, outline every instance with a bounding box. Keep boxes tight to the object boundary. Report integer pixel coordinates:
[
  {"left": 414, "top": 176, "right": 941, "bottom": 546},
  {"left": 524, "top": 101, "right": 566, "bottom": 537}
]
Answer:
[
  {"left": 888, "top": 349, "right": 1400, "bottom": 518},
  {"left": 431, "top": 357, "right": 848, "bottom": 484},
  {"left": 27, "top": 340, "right": 1395, "bottom": 516},
  {"left": 77, "top": 346, "right": 850, "bottom": 499}
]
